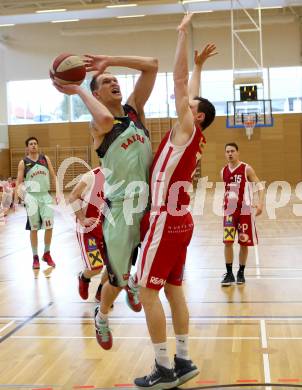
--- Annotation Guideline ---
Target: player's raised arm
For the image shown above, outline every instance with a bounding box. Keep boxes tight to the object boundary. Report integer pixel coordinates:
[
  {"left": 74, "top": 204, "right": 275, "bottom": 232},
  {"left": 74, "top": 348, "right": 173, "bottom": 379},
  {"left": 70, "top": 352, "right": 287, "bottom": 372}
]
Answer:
[
  {"left": 189, "top": 43, "right": 217, "bottom": 100},
  {"left": 173, "top": 13, "right": 195, "bottom": 141},
  {"left": 84, "top": 54, "right": 158, "bottom": 121},
  {"left": 53, "top": 82, "right": 114, "bottom": 141}
]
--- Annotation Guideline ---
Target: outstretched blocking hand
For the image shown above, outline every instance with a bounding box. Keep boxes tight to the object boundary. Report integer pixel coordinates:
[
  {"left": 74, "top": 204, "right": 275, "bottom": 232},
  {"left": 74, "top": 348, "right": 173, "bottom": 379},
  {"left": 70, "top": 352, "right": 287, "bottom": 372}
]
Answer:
[
  {"left": 83, "top": 54, "right": 109, "bottom": 73},
  {"left": 177, "top": 13, "right": 193, "bottom": 32},
  {"left": 194, "top": 43, "right": 218, "bottom": 67}
]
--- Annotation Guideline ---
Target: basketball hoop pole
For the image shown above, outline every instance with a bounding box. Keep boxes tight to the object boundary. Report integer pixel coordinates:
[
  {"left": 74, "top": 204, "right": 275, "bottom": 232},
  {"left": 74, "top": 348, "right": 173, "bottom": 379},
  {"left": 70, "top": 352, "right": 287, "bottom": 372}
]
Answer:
[
  {"left": 245, "top": 126, "right": 253, "bottom": 140},
  {"left": 243, "top": 113, "right": 257, "bottom": 140}
]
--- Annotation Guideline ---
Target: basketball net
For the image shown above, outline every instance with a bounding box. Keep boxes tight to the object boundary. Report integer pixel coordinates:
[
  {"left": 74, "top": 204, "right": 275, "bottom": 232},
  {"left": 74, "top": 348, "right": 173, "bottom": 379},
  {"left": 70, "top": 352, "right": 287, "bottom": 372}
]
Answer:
[{"left": 243, "top": 114, "right": 256, "bottom": 141}]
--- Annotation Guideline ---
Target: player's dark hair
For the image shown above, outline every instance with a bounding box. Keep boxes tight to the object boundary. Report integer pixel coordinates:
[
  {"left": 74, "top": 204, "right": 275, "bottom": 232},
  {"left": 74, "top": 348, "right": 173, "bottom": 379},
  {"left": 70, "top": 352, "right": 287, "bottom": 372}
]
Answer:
[
  {"left": 90, "top": 71, "right": 112, "bottom": 93},
  {"left": 194, "top": 96, "right": 216, "bottom": 131},
  {"left": 25, "top": 137, "right": 38, "bottom": 146},
  {"left": 90, "top": 73, "right": 99, "bottom": 93},
  {"left": 225, "top": 142, "right": 239, "bottom": 151}
]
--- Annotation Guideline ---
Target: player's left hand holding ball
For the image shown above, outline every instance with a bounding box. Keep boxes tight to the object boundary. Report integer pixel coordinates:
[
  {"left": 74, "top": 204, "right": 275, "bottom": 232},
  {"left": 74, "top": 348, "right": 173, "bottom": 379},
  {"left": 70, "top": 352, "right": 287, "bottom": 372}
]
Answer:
[{"left": 53, "top": 80, "right": 81, "bottom": 95}]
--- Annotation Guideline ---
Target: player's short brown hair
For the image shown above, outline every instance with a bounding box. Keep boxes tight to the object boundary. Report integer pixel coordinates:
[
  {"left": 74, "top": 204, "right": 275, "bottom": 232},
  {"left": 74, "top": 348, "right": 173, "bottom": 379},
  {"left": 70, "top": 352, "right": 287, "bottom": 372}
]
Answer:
[
  {"left": 225, "top": 142, "right": 239, "bottom": 151},
  {"left": 194, "top": 97, "right": 216, "bottom": 130},
  {"left": 25, "top": 137, "right": 38, "bottom": 146}
]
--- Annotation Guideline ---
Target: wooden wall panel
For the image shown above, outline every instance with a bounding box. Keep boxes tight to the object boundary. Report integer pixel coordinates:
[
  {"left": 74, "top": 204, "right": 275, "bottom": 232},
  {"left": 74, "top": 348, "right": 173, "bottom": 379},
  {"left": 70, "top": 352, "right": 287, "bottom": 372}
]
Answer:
[
  {"left": 202, "top": 113, "right": 302, "bottom": 184},
  {"left": 0, "top": 150, "right": 10, "bottom": 178},
  {"left": 8, "top": 113, "right": 302, "bottom": 184},
  {"left": 9, "top": 122, "right": 91, "bottom": 149}
]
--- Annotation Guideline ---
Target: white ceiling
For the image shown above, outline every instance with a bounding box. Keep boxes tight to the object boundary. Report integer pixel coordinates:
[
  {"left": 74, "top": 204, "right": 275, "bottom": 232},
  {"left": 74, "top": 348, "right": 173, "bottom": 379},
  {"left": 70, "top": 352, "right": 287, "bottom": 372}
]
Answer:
[{"left": 0, "top": 0, "right": 301, "bottom": 26}]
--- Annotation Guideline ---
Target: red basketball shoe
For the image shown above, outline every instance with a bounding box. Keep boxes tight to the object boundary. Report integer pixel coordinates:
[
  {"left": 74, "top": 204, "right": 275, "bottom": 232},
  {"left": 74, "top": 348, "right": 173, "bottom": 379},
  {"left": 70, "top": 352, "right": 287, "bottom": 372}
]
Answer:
[
  {"left": 125, "top": 284, "right": 142, "bottom": 312},
  {"left": 78, "top": 272, "right": 90, "bottom": 300},
  {"left": 94, "top": 307, "right": 112, "bottom": 350},
  {"left": 42, "top": 252, "right": 56, "bottom": 267},
  {"left": 32, "top": 255, "right": 40, "bottom": 269}
]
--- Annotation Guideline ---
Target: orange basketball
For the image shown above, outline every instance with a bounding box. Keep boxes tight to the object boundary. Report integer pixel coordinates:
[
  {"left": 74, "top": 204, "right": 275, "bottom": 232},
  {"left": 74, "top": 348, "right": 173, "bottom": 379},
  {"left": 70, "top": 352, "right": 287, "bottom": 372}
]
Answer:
[{"left": 50, "top": 53, "right": 86, "bottom": 85}]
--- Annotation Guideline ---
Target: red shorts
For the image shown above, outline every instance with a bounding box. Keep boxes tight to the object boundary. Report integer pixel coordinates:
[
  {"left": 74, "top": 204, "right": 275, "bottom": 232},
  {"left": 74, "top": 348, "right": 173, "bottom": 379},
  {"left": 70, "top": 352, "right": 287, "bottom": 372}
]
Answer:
[
  {"left": 137, "top": 211, "right": 194, "bottom": 290},
  {"left": 223, "top": 213, "right": 258, "bottom": 246},
  {"left": 76, "top": 224, "right": 106, "bottom": 271}
]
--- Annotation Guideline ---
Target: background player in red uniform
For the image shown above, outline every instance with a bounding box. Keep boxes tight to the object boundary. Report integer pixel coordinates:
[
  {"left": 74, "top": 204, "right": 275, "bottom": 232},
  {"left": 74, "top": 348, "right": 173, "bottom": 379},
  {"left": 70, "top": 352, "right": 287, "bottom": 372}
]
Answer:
[
  {"left": 134, "top": 14, "right": 216, "bottom": 390},
  {"left": 221, "top": 142, "right": 264, "bottom": 286},
  {"left": 69, "top": 167, "right": 107, "bottom": 301}
]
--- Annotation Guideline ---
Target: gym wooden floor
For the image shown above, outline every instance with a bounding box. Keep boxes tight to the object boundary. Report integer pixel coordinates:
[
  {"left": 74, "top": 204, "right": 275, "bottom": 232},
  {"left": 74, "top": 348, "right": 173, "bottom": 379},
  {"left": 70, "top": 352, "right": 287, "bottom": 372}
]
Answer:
[{"left": 1, "top": 189, "right": 302, "bottom": 390}]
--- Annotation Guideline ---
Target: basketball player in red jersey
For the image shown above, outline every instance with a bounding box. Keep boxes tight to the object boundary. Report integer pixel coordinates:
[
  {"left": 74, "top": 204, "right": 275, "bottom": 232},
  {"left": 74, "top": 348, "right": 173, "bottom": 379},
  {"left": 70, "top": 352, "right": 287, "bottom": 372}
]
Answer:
[
  {"left": 134, "top": 14, "right": 217, "bottom": 389},
  {"left": 221, "top": 142, "right": 264, "bottom": 286},
  {"left": 68, "top": 167, "right": 107, "bottom": 301}
]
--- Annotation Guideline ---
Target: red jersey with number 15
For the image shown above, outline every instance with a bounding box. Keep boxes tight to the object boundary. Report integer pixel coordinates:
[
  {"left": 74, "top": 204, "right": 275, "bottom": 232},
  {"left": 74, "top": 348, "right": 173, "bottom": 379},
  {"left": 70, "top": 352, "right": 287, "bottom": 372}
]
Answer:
[{"left": 222, "top": 162, "right": 253, "bottom": 216}]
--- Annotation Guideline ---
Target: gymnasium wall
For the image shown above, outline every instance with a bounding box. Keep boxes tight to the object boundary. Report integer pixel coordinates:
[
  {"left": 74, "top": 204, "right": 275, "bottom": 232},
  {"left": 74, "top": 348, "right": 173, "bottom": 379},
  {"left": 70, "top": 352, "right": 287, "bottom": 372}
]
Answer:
[
  {"left": 201, "top": 113, "right": 302, "bottom": 184},
  {"left": 3, "top": 10, "right": 302, "bottom": 182},
  {"left": 2, "top": 12, "right": 301, "bottom": 81},
  {"left": 8, "top": 112, "right": 302, "bottom": 185},
  {"left": 0, "top": 150, "right": 10, "bottom": 178}
]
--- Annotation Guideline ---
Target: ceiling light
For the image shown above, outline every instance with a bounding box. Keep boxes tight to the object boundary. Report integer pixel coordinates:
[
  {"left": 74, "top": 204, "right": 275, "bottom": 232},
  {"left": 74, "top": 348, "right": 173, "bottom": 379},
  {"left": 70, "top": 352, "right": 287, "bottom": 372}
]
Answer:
[
  {"left": 36, "top": 9, "right": 66, "bottom": 13},
  {"left": 106, "top": 3, "right": 137, "bottom": 8},
  {"left": 117, "top": 15, "right": 145, "bottom": 18},
  {"left": 182, "top": 0, "right": 210, "bottom": 4},
  {"left": 192, "top": 10, "right": 213, "bottom": 13},
  {"left": 51, "top": 19, "right": 80, "bottom": 23},
  {"left": 0, "top": 24, "right": 15, "bottom": 27},
  {"left": 255, "top": 6, "right": 282, "bottom": 9}
]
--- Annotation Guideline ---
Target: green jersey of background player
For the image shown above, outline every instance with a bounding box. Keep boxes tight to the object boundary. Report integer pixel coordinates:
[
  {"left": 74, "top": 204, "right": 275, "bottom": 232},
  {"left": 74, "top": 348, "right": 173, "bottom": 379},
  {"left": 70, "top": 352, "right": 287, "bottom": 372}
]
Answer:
[
  {"left": 53, "top": 53, "right": 158, "bottom": 350},
  {"left": 14, "top": 136, "right": 58, "bottom": 270}
]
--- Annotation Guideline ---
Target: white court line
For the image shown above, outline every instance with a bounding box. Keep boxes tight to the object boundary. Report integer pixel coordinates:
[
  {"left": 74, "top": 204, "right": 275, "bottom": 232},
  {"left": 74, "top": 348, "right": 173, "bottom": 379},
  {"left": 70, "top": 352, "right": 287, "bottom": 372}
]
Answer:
[
  {"left": 9, "top": 335, "right": 302, "bottom": 341},
  {"left": 260, "top": 320, "right": 271, "bottom": 390},
  {"left": 252, "top": 206, "right": 260, "bottom": 278},
  {"left": 3, "top": 316, "right": 302, "bottom": 325},
  {"left": 254, "top": 244, "right": 260, "bottom": 278},
  {"left": 194, "top": 277, "right": 302, "bottom": 280},
  {"left": 196, "top": 267, "right": 302, "bottom": 271},
  {"left": 263, "top": 354, "right": 272, "bottom": 390},
  {"left": 260, "top": 319, "right": 268, "bottom": 349},
  {"left": 0, "top": 320, "right": 15, "bottom": 333},
  {"left": 9, "top": 335, "right": 259, "bottom": 340},
  {"left": 269, "top": 337, "right": 302, "bottom": 340}
]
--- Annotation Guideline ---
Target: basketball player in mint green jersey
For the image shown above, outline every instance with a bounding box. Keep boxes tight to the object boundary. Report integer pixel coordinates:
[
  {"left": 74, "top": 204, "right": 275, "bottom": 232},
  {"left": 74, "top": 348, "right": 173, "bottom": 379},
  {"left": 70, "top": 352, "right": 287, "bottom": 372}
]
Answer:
[
  {"left": 14, "top": 137, "right": 58, "bottom": 270},
  {"left": 53, "top": 54, "right": 158, "bottom": 350}
]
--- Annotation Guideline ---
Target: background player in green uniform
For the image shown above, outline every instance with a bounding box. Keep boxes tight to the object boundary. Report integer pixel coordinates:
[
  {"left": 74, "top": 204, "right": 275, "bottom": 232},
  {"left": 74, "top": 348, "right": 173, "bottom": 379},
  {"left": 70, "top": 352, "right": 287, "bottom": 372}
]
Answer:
[
  {"left": 14, "top": 137, "right": 58, "bottom": 269},
  {"left": 53, "top": 54, "right": 158, "bottom": 350}
]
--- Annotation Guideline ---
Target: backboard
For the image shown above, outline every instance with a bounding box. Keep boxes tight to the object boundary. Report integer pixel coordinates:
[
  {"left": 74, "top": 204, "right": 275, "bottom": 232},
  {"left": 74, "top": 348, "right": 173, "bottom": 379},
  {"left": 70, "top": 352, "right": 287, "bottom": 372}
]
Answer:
[{"left": 226, "top": 99, "right": 274, "bottom": 129}]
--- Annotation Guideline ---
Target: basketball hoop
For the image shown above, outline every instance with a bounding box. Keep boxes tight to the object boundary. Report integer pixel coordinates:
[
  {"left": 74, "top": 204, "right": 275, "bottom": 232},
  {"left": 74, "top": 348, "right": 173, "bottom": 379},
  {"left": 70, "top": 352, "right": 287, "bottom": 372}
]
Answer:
[{"left": 243, "top": 113, "right": 257, "bottom": 140}]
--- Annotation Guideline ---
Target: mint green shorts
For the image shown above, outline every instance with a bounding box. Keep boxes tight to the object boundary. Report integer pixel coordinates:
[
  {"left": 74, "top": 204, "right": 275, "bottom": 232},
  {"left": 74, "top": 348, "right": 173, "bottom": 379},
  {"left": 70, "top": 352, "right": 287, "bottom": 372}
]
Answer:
[
  {"left": 24, "top": 192, "right": 54, "bottom": 231},
  {"left": 103, "top": 201, "right": 145, "bottom": 287}
]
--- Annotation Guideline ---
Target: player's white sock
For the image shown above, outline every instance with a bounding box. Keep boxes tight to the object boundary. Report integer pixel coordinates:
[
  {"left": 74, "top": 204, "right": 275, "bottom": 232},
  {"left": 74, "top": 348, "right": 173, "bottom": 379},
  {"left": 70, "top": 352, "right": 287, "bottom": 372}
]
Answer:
[
  {"left": 128, "top": 274, "right": 138, "bottom": 289},
  {"left": 153, "top": 342, "right": 171, "bottom": 369},
  {"left": 175, "top": 334, "right": 189, "bottom": 360},
  {"left": 96, "top": 309, "right": 108, "bottom": 323}
]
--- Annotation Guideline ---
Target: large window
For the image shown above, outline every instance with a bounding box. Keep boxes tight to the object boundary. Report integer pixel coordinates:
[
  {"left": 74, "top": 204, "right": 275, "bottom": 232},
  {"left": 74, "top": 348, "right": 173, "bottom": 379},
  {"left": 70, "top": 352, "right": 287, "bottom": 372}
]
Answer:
[
  {"left": 137, "top": 73, "right": 169, "bottom": 118},
  {"left": 7, "top": 65, "right": 302, "bottom": 124},
  {"left": 269, "top": 67, "right": 302, "bottom": 113},
  {"left": 7, "top": 80, "right": 68, "bottom": 124},
  {"left": 201, "top": 69, "right": 233, "bottom": 115}
]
